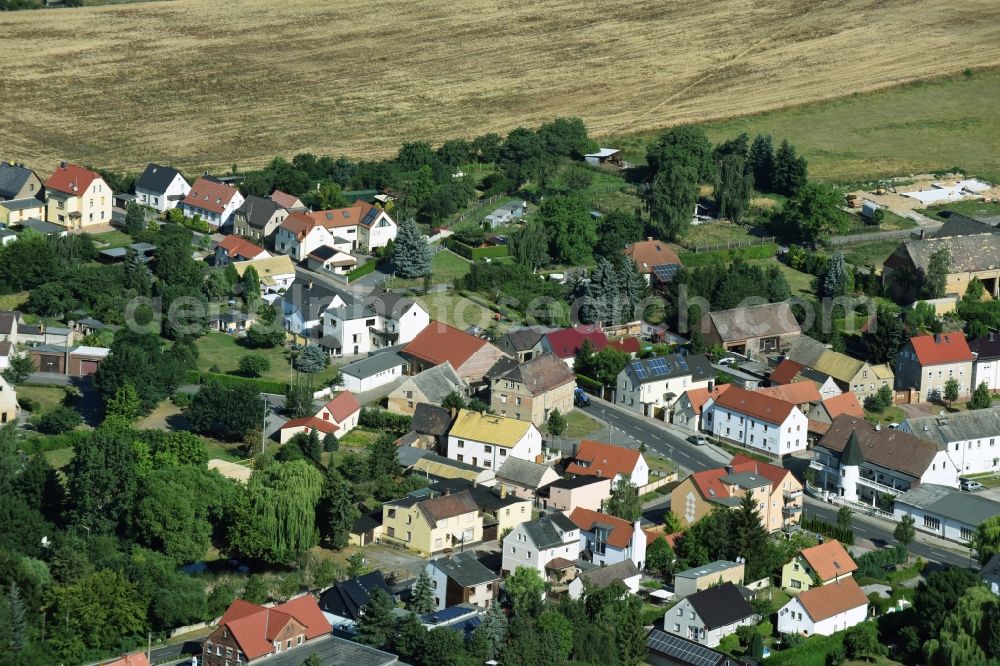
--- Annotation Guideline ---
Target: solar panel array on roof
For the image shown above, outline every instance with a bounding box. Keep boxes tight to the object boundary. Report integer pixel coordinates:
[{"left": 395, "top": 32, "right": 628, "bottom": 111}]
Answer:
[
  {"left": 631, "top": 360, "right": 647, "bottom": 379},
  {"left": 651, "top": 263, "right": 681, "bottom": 282},
  {"left": 421, "top": 606, "right": 474, "bottom": 624},
  {"left": 647, "top": 629, "right": 723, "bottom": 666}
]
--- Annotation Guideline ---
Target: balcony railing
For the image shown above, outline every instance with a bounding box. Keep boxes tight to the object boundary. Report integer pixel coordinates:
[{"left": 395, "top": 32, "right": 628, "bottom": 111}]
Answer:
[
  {"left": 856, "top": 475, "right": 908, "bottom": 494},
  {"left": 784, "top": 488, "right": 803, "bottom": 500},
  {"left": 370, "top": 327, "right": 399, "bottom": 343},
  {"left": 783, "top": 504, "right": 803, "bottom": 516}
]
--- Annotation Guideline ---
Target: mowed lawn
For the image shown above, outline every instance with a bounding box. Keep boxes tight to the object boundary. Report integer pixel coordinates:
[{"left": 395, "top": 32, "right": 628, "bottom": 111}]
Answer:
[
  {"left": 194, "top": 332, "right": 341, "bottom": 386},
  {"left": 416, "top": 292, "right": 498, "bottom": 333},
  {"left": 2, "top": 0, "right": 998, "bottom": 172},
  {"left": 615, "top": 69, "right": 1000, "bottom": 183},
  {"left": 394, "top": 249, "right": 471, "bottom": 289},
  {"left": 16, "top": 385, "right": 69, "bottom": 412},
  {"left": 918, "top": 200, "right": 1000, "bottom": 222},
  {"left": 840, "top": 240, "right": 902, "bottom": 269}
]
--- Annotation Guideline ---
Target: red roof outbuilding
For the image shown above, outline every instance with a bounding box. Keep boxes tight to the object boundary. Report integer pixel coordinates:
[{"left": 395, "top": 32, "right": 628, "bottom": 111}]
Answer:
[
  {"left": 545, "top": 325, "right": 609, "bottom": 359},
  {"left": 566, "top": 440, "right": 643, "bottom": 481},
  {"left": 402, "top": 323, "right": 489, "bottom": 368},
  {"left": 182, "top": 176, "right": 240, "bottom": 214}
]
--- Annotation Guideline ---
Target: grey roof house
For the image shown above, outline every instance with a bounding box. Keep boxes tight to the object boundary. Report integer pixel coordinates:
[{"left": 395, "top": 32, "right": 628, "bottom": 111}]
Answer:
[
  {"left": 0, "top": 161, "right": 42, "bottom": 201},
  {"left": 647, "top": 629, "right": 747, "bottom": 666},
  {"left": 496, "top": 327, "right": 547, "bottom": 361},
  {"left": 388, "top": 361, "right": 469, "bottom": 415},
  {"left": 134, "top": 163, "right": 190, "bottom": 213},
  {"left": 664, "top": 582, "right": 754, "bottom": 648},
  {"left": 424, "top": 551, "right": 500, "bottom": 610},
  {"left": 319, "top": 571, "right": 393, "bottom": 630},
  {"left": 233, "top": 194, "right": 290, "bottom": 241},
  {"left": 705, "top": 302, "right": 801, "bottom": 357},
  {"left": 339, "top": 351, "right": 406, "bottom": 393}
]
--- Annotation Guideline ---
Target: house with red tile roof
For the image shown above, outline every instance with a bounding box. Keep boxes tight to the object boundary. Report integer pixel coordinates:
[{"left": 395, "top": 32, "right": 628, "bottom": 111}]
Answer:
[
  {"left": 769, "top": 357, "right": 843, "bottom": 399},
  {"left": 274, "top": 211, "right": 340, "bottom": 261},
  {"left": 670, "top": 454, "right": 803, "bottom": 532},
  {"left": 781, "top": 539, "right": 857, "bottom": 593},
  {"left": 565, "top": 440, "right": 649, "bottom": 487},
  {"left": 213, "top": 235, "right": 271, "bottom": 265},
  {"left": 568, "top": 507, "right": 647, "bottom": 569},
  {"left": 608, "top": 336, "right": 641, "bottom": 356},
  {"left": 702, "top": 385, "right": 809, "bottom": 455},
  {"left": 307, "top": 201, "right": 396, "bottom": 252},
  {"left": 279, "top": 391, "right": 360, "bottom": 443},
  {"left": 896, "top": 332, "right": 975, "bottom": 400},
  {"left": 777, "top": 578, "right": 867, "bottom": 637},
  {"left": 180, "top": 176, "right": 245, "bottom": 228},
  {"left": 757, "top": 381, "right": 823, "bottom": 412},
  {"left": 541, "top": 325, "right": 609, "bottom": 368},
  {"left": 623, "top": 238, "right": 682, "bottom": 286},
  {"left": 806, "top": 392, "right": 864, "bottom": 434},
  {"left": 269, "top": 189, "right": 305, "bottom": 210},
  {"left": 101, "top": 652, "right": 151, "bottom": 666},
  {"left": 401, "top": 323, "right": 505, "bottom": 386},
  {"left": 202, "top": 597, "right": 331, "bottom": 665},
  {"left": 671, "top": 383, "right": 731, "bottom": 431},
  {"left": 44, "top": 162, "right": 111, "bottom": 229}
]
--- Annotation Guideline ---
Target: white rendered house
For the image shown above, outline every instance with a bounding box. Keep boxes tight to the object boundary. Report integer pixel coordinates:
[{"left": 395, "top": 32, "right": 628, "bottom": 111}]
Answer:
[
  {"left": 447, "top": 409, "right": 543, "bottom": 471},
  {"left": 777, "top": 579, "right": 868, "bottom": 637},
  {"left": 134, "top": 163, "right": 190, "bottom": 212},
  {"left": 901, "top": 407, "right": 1000, "bottom": 476},
  {"left": 501, "top": 513, "right": 581, "bottom": 576},
  {"left": 702, "top": 385, "right": 809, "bottom": 455}
]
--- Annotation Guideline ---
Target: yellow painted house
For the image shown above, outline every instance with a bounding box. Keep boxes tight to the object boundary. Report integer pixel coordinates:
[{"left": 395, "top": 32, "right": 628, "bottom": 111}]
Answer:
[
  {"left": 44, "top": 162, "right": 112, "bottom": 229},
  {"left": 781, "top": 540, "right": 858, "bottom": 594},
  {"left": 381, "top": 489, "right": 482, "bottom": 556}
]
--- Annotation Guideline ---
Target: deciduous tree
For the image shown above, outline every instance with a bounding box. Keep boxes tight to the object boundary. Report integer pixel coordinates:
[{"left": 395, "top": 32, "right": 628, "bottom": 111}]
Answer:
[
  {"left": 648, "top": 164, "right": 698, "bottom": 241},
  {"left": 238, "top": 354, "right": 270, "bottom": 378},
  {"left": 716, "top": 154, "right": 751, "bottom": 223},
  {"left": 922, "top": 247, "right": 950, "bottom": 300},
  {"left": 228, "top": 461, "right": 323, "bottom": 565},
  {"left": 605, "top": 475, "right": 641, "bottom": 521},
  {"left": 894, "top": 515, "right": 916, "bottom": 549}
]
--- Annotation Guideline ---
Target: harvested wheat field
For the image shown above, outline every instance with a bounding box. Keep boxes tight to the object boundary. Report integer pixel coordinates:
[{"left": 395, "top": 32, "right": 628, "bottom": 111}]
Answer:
[{"left": 2, "top": 0, "right": 1000, "bottom": 172}]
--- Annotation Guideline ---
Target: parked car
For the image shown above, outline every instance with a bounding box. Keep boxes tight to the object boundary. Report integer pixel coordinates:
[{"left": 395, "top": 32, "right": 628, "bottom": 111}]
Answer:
[
  {"left": 687, "top": 434, "right": 709, "bottom": 446},
  {"left": 573, "top": 387, "right": 591, "bottom": 407},
  {"left": 961, "top": 478, "right": 984, "bottom": 492},
  {"left": 718, "top": 357, "right": 736, "bottom": 366}
]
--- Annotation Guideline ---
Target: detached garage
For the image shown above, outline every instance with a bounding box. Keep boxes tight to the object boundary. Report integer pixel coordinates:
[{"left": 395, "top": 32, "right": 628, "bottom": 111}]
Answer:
[
  {"left": 69, "top": 346, "right": 109, "bottom": 377},
  {"left": 29, "top": 345, "right": 109, "bottom": 378}
]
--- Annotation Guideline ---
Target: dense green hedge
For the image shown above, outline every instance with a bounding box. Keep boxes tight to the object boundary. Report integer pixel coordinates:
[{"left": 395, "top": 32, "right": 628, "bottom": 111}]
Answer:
[
  {"left": 447, "top": 238, "right": 509, "bottom": 260},
  {"left": 575, "top": 374, "right": 603, "bottom": 394},
  {"left": 347, "top": 260, "right": 379, "bottom": 282},
  {"left": 678, "top": 242, "right": 777, "bottom": 267},
  {"left": 187, "top": 370, "right": 287, "bottom": 395},
  {"left": 22, "top": 430, "right": 90, "bottom": 455},
  {"left": 801, "top": 514, "right": 855, "bottom": 546},
  {"left": 855, "top": 544, "right": 908, "bottom": 580},
  {"left": 359, "top": 407, "right": 412, "bottom": 434},
  {"left": 764, "top": 632, "right": 846, "bottom": 666}
]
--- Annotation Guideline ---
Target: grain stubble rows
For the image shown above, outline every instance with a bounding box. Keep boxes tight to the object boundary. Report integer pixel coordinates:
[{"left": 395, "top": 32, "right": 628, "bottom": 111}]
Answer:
[{"left": 2, "top": 0, "right": 999, "bottom": 172}]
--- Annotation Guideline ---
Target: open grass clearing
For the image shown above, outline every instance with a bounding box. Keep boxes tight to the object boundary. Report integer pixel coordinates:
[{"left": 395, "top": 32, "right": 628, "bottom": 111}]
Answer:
[
  {"left": 194, "top": 331, "right": 341, "bottom": 386},
  {"left": 393, "top": 248, "right": 471, "bottom": 289},
  {"left": 678, "top": 221, "right": 760, "bottom": 250},
  {"left": 917, "top": 200, "right": 1000, "bottom": 222},
  {"left": 840, "top": 240, "right": 901, "bottom": 269},
  {"left": 615, "top": 69, "right": 1000, "bottom": 183},
  {"left": 0, "top": 292, "right": 29, "bottom": 311},
  {"left": 864, "top": 406, "right": 904, "bottom": 426},
  {"left": 416, "top": 292, "right": 499, "bottom": 333},
  {"left": 89, "top": 229, "right": 134, "bottom": 248},
  {"left": 747, "top": 259, "right": 813, "bottom": 299},
  {"left": 2, "top": 0, "right": 999, "bottom": 175},
  {"left": 204, "top": 439, "right": 243, "bottom": 463},
  {"left": 42, "top": 447, "right": 75, "bottom": 470},
  {"left": 15, "top": 385, "right": 70, "bottom": 413},
  {"left": 562, "top": 410, "right": 601, "bottom": 439}
]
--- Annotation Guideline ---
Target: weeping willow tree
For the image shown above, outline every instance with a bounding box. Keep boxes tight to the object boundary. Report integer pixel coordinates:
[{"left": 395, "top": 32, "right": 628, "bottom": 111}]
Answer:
[{"left": 228, "top": 460, "right": 323, "bottom": 565}]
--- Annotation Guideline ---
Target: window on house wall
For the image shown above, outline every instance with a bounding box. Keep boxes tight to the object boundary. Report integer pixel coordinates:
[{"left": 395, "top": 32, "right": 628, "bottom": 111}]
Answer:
[{"left": 923, "top": 515, "right": 940, "bottom": 530}]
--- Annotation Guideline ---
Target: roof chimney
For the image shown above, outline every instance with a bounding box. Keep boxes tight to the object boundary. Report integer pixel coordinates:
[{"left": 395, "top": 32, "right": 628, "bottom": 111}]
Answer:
[
  {"left": 60, "top": 160, "right": 67, "bottom": 168},
  {"left": 725, "top": 464, "right": 734, "bottom": 475},
  {"left": 934, "top": 333, "right": 941, "bottom": 343},
  {"left": 647, "top": 236, "right": 653, "bottom": 242},
  {"left": 500, "top": 485, "right": 508, "bottom": 499}
]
